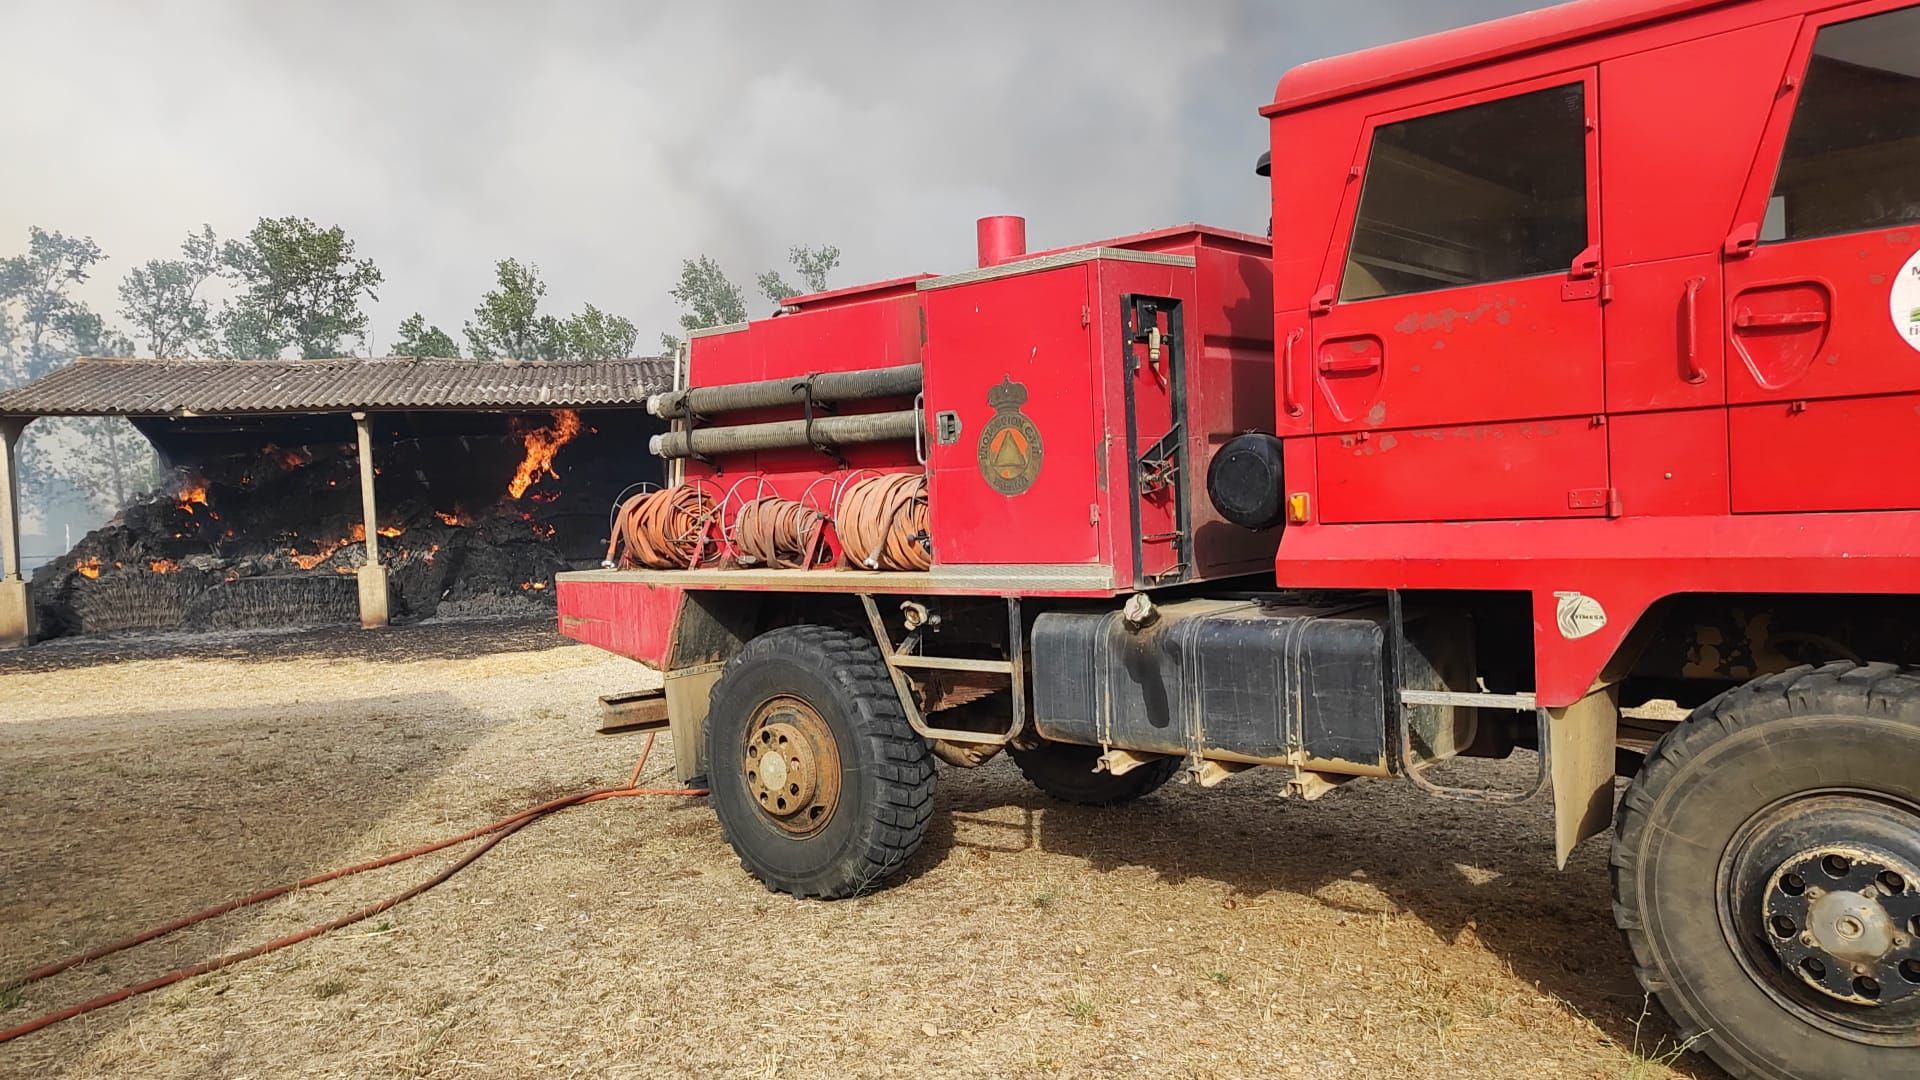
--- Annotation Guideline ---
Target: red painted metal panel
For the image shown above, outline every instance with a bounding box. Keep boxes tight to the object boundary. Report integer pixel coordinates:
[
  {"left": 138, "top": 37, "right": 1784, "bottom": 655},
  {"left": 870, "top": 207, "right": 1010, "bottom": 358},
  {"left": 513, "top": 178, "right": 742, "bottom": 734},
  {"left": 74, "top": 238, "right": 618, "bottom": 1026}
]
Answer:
[
  {"left": 1272, "top": 510, "right": 1920, "bottom": 704},
  {"left": 1730, "top": 394, "right": 1920, "bottom": 511},
  {"left": 1316, "top": 417, "right": 1611, "bottom": 524},
  {"left": 1609, "top": 408, "right": 1730, "bottom": 516},
  {"left": 556, "top": 578, "right": 684, "bottom": 669},
  {"left": 1604, "top": 254, "right": 1727, "bottom": 412},
  {"left": 1598, "top": 18, "right": 1799, "bottom": 266},
  {"left": 1724, "top": 230, "right": 1920, "bottom": 403},
  {"left": 1309, "top": 70, "right": 1606, "bottom": 439},
  {"left": 1267, "top": 0, "right": 1750, "bottom": 115},
  {"left": 924, "top": 264, "right": 1103, "bottom": 567}
]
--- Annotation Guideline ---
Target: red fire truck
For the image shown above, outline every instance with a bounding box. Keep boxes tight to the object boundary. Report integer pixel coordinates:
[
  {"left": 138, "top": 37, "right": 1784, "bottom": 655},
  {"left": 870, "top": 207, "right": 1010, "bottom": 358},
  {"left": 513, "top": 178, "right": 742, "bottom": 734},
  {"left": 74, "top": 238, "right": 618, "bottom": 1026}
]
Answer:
[{"left": 558, "top": 1, "right": 1920, "bottom": 1075}]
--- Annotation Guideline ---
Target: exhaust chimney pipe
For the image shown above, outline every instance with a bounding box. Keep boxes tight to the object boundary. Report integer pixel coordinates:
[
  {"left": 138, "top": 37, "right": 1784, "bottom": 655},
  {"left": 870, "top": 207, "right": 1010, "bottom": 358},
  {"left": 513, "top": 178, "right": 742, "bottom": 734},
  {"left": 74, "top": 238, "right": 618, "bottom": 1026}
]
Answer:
[{"left": 976, "top": 215, "right": 1027, "bottom": 267}]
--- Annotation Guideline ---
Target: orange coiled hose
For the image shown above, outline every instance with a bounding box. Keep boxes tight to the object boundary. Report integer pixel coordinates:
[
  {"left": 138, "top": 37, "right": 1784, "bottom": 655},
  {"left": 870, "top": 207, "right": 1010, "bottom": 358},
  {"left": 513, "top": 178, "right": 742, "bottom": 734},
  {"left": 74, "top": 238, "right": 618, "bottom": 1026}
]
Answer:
[
  {"left": 606, "top": 485, "right": 719, "bottom": 568},
  {"left": 734, "top": 496, "right": 830, "bottom": 569},
  {"left": 836, "top": 472, "right": 931, "bottom": 571}
]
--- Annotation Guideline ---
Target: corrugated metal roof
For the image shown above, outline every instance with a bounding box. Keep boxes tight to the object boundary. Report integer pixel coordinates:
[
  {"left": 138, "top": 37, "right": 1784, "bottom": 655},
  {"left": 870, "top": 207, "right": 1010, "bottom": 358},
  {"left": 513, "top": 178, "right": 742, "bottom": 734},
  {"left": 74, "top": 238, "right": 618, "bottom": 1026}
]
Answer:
[{"left": 0, "top": 356, "right": 674, "bottom": 417}]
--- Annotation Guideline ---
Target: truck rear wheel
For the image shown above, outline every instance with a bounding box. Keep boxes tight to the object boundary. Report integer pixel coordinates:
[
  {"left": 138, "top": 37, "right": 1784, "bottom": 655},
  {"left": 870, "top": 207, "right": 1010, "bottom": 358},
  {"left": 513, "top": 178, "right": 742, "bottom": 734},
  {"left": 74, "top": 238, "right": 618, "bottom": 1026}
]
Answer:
[
  {"left": 1612, "top": 661, "right": 1920, "bottom": 1080},
  {"left": 704, "top": 625, "right": 935, "bottom": 899},
  {"left": 1009, "top": 740, "right": 1179, "bottom": 806}
]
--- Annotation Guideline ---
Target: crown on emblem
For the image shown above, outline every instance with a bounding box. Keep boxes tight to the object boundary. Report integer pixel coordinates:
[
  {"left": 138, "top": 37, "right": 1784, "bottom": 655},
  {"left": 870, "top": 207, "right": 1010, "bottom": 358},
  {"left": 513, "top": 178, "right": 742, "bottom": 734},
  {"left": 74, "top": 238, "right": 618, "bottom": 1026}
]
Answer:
[{"left": 987, "top": 377, "right": 1028, "bottom": 410}]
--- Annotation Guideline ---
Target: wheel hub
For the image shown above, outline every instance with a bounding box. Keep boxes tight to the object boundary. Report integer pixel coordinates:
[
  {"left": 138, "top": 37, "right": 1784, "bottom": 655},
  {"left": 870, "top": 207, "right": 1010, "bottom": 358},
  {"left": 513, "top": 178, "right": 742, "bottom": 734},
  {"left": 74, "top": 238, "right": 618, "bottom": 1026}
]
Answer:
[
  {"left": 1764, "top": 844, "right": 1920, "bottom": 1008},
  {"left": 741, "top": 698, "right": 840, "bottom": 836}
]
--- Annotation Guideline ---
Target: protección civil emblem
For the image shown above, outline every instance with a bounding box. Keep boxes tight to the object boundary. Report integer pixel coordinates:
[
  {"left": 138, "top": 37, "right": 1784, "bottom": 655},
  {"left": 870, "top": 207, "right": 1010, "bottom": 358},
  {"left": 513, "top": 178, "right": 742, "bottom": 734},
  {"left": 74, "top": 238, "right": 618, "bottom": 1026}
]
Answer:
[{"left": 977, "top": 376, "right": 1043, "bottom": 495}]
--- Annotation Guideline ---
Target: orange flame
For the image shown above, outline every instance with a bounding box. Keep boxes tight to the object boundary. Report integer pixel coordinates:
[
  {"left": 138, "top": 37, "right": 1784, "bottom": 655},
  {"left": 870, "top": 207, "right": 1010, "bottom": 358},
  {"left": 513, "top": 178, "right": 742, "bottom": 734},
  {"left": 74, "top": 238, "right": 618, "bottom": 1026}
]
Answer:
[
  {"left": 435, "top": 510, "right": 471, "bottom": 527},
  {"left": 176, "top": 478, "right": 209, "bottom": 514},
  {"left": 507, "top": 410, "right": 582, "bottom": 499},
  {"left": 289, "top": 541, "right": 348, "bottom": 570},
  {"left": 148, "top": 559, "right": 179, "bottom": 574},
  {"left": 75, "top": 556, "right": 102, "bottom": 579}
]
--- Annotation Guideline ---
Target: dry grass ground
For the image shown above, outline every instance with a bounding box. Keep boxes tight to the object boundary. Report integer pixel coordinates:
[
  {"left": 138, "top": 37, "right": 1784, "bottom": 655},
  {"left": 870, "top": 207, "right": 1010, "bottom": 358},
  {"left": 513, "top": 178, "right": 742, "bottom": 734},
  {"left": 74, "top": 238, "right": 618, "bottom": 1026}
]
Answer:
[{"left": 0, "top": 620, "right": 1721, "bottom": 1079}]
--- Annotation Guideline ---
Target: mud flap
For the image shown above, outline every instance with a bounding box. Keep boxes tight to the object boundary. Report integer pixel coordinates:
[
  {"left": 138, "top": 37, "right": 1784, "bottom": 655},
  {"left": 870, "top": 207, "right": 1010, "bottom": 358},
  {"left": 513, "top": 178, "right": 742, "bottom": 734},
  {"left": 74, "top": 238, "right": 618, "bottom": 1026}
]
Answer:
[
  {"left": 1548, "top": 684, "right": 1619, "bottom": 868},
  {"left": 664, "top": 662, "right": 725, "bottom": 783}
]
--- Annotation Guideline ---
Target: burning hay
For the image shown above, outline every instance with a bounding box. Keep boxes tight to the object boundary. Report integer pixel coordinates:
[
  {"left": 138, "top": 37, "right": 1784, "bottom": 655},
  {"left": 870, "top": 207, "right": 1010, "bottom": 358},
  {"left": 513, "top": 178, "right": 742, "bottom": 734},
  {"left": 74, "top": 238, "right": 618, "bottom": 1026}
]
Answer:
[{"left": 29, "top": 410, "right": 652, "bottom": 638}]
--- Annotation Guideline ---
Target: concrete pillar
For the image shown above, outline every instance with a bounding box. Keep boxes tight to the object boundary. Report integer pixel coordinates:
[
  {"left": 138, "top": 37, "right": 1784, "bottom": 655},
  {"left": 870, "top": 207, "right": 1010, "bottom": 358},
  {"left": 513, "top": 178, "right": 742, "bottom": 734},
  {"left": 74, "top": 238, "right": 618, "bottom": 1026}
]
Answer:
[
  {"left": 0, "top": 416, "right": 36, "bottom": 649},
  {"left": 352, "top": 411, "right": 389, "bottom": 629}
]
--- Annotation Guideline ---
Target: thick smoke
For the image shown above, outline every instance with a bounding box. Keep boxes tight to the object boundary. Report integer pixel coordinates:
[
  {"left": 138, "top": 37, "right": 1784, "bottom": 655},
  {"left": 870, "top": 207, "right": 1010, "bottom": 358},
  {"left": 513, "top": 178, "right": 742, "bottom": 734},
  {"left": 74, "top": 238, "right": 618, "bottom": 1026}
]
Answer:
[{"left": 0, "top": 0, "right": 1534, "bottom": 351}]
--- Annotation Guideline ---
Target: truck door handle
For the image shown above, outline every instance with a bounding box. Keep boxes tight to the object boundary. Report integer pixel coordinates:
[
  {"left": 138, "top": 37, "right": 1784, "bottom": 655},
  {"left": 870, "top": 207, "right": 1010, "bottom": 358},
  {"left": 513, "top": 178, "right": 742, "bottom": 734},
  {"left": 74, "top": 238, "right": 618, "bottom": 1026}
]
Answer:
[
  {"left": 1568, "top": 244, "right": 1601, "bottom": 280},
  {"left": 1282, "top": 329, "right": 1305, "bottom": 417},
  {"left": 1682, "top": 277, "right": 1707, "bottom": 385},
  {"left": 1319, "top": 353, "right": 1381, "bottom": 374},
  {"left": 1734, "top": 309, "right": 1828, "bottom": 329}
]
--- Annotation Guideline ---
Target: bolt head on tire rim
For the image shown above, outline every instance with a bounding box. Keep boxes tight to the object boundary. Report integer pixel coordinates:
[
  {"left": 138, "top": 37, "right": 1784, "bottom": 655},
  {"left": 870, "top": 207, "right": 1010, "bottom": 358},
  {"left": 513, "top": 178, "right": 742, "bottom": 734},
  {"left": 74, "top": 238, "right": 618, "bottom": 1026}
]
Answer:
[{"left": 742, "top": 696, "right": 841, "bottom": 836}]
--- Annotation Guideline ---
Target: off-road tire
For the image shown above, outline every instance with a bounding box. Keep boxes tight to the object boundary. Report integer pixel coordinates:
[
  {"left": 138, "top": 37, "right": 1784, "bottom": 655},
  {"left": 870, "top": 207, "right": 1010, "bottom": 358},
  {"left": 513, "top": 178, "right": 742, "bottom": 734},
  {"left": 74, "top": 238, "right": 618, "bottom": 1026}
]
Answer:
[
  {"left": 1612, "top": 661, "right": 1920, "bottom": 1080},
  {"left": 1009, "top": 740, "right": 1179, "bottom": 806},
  {"left": 705, "top": 625, "right": 934, "bottom": 899}
]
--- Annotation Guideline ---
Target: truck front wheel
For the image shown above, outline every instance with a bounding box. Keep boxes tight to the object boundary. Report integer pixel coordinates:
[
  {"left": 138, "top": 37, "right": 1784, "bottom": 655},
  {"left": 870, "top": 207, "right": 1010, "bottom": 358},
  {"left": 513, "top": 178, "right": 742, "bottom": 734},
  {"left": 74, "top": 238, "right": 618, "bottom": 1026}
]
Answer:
[
  {"left": 1613, "top": 661, "right": 1920, "bottom": 1080},
  {"left": 704, "top": 625, "right": 935, "bottom": 899}
]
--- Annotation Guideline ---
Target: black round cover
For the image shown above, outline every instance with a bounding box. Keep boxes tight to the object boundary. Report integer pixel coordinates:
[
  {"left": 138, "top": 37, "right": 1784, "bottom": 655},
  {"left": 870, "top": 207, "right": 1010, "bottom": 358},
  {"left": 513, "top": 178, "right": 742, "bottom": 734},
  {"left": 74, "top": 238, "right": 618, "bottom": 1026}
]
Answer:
[{"left": 1206, "top": 432, "right": 1287, "bottom": 531}]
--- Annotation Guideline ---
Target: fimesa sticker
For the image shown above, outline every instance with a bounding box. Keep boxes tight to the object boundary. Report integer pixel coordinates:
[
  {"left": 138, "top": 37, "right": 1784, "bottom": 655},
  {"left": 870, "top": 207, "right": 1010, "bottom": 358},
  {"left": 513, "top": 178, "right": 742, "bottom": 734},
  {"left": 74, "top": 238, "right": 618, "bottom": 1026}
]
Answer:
[
  {"left": 978, "top": 376, "right": 1043, "bottom": 496},
  {"left": 1554, "top": 591, "right": 1608, "bottom": 641},
  {"left": 1895, "top": 249, "right": 1920, "bottom": 354}
]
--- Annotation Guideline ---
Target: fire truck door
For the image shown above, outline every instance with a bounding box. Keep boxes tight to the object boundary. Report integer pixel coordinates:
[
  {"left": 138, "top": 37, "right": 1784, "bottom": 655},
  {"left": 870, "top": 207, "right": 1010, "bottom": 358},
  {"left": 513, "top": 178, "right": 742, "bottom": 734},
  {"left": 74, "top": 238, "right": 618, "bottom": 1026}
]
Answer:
[
  {"left": 1722, "top": 2, "right": 1920, "bottom": 512},
  {"left": 1310, "top": 73, "right": 1608, "bottom": 524}
]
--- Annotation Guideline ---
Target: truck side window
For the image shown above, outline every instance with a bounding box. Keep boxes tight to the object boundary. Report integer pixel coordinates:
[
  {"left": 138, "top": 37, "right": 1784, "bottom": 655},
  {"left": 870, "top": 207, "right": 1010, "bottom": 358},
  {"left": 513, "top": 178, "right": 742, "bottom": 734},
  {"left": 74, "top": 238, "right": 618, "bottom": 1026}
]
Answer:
[
  {"left": 1341, "top": 83, "right": 1587, "bottom": 302},
  {"left": 1768, "top": 5, "right": 1920, "bottom": 242}
]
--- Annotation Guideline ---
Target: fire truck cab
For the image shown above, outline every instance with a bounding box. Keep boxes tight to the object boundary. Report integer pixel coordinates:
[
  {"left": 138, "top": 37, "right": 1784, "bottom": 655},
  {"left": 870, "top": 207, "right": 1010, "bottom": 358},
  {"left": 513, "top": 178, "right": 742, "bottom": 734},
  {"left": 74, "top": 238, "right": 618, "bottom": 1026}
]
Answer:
[{"left": 558, "top": 3, "right": 1920, "bottom": 1076}]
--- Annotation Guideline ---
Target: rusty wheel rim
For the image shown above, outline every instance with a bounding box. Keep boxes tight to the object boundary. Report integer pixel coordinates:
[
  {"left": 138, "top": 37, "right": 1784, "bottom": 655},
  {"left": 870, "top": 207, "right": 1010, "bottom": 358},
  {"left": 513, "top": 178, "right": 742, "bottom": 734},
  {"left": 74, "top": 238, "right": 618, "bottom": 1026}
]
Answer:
[{"left": 741, "top": 695, "right": 841, "bottom": 837}]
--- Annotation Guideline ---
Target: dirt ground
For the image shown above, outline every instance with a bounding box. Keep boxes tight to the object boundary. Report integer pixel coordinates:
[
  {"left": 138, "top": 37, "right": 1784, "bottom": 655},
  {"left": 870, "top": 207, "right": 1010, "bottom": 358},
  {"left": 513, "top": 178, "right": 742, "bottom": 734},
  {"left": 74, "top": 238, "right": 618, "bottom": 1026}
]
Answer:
[{"left": 0, "top": 619, "right": 1719, "bottom": 1079}]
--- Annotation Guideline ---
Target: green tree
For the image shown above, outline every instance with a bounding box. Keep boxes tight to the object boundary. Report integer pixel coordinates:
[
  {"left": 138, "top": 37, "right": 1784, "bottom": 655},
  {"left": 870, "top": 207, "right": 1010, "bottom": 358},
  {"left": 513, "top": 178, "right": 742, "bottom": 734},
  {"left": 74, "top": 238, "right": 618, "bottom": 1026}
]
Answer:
[
  {"left": 669, "top": 255, "right": 747, "bottom": 340},
  {"left": 8, "top": 305, "right": 158, "bottom": 513},
  {"left": 393, "top": 312, "right": 460, "bottom": 357},
  {"left": 216, "top": 216, "right": 383, "bottom": 359},
  {"left": 117, "top": 225, "right": 219, "bottom": 358},
  {"left": 755, "top": 244, "right": 841, "bottom": 306},
  {"left": 45, "top": 316, "right": 155, "bottom": 509},
  {"left": 559, "top": 303, "right": 638, "bottom": 359},
  {"left": 465, "top": 258, "right": 566, "bottom": 360},
  {"left": 0, "top": 226, "right": 105, "bottom": 386}
]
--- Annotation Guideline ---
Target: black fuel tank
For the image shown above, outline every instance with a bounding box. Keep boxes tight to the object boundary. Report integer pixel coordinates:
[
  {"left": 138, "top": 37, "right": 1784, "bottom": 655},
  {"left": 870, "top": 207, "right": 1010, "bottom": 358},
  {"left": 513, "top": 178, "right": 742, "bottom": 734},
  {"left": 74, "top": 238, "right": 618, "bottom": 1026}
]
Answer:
[{"left": 1030, "top": 597, "right": 1473, "bottom": 774}]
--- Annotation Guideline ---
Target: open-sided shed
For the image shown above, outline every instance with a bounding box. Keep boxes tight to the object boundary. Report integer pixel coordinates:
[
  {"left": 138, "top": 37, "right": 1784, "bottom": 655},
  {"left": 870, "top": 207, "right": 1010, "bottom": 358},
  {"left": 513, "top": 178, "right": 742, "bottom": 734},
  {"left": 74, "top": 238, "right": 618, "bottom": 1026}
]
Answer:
[{"left": 0, "top": 355, "right": 672, "bottom": 647}]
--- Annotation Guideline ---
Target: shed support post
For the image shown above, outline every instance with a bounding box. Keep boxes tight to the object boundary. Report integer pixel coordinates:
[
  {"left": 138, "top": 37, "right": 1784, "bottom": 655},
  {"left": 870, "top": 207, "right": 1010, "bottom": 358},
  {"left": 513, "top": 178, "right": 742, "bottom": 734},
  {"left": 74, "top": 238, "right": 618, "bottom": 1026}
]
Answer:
[
  {"left": 352, "top": 411, "right": 388, "bottom": 629},
  {"left": 0, "top": 416, "right": 35, "bottom": 649}
]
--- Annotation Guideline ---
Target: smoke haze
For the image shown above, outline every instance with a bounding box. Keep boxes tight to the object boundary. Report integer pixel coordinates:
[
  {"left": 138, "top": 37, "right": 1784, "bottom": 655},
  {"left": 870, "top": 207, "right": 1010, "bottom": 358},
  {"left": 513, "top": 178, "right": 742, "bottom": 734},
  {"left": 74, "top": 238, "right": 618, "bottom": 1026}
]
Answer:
[{"left": 0, "top": 0, "right": 1537, "bottom": 352}]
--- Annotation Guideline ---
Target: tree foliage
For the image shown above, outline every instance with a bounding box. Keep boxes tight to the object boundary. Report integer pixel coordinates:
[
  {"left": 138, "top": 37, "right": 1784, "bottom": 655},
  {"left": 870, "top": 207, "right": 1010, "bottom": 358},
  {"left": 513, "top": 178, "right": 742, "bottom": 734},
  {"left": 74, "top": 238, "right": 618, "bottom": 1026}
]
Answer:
[
  {"left": 0, "top": 227, "right": 105, "bottom": 386},
  {"left": 393, "top": 312, "right": 460, "bottom": 358},
  {"left": 118, "top": 225, "right": 219, "bottom": 358},
  {"left": 465, "top": 259, "right": 640, "bottom": 360},
  {"left": 464, "top": 258, "right": 562, "bottom": 361},
  {"left": 216, "top": 216, "right": 382, "bottom": 359},
  {"left": 560, "top": 303, "right": 638, "bottom": 360},
  {"left": 755, "top": 244, "right": 841, "bottom": 306},
  {"left": 670, "top": 255, "right": 747, "bottom": 336}
]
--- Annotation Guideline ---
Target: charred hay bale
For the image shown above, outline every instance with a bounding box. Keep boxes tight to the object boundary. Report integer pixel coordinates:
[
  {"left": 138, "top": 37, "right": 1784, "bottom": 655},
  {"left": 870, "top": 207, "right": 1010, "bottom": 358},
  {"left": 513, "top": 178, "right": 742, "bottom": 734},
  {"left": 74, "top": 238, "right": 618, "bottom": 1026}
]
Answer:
[
  {"left": 63, "top": 572, "right": 211, "bottom": 635},
  {"left": 180, "top": 574, "right": 359, "bottom": 630}
]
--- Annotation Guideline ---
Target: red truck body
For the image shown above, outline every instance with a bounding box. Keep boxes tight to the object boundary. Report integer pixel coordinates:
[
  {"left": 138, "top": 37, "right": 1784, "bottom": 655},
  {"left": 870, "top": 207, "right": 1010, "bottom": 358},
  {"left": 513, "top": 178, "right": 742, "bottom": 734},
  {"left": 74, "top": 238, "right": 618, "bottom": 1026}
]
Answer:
[
  {"left": 1258, "top": 0, "right": 1920, "bottom": 706},
  {"left": 555, "top": 7, "right": 1920, "bottom": 1074}
]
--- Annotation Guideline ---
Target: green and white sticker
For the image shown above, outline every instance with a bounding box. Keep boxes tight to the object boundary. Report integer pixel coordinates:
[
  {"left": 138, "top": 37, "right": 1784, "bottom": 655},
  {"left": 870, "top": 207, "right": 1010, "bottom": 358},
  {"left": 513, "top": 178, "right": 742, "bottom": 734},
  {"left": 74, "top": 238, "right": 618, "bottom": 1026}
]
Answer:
[{"left": 1896, "top": 249, "right": 1920, "bottom": 353}]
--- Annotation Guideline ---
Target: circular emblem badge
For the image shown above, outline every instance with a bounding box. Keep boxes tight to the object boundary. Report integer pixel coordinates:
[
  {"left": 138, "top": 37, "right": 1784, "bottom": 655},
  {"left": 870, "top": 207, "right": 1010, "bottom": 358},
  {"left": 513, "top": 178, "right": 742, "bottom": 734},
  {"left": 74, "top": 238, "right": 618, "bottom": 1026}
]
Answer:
[
  {"left": 977, "top": 376, "right": 1043, "bottom": 496},
  {"left": 1892, "top": 249, "right": 1920, "bottom": 355},
  {"left": 1554, "top": 590, "right": 1608, "bottom": 641}
]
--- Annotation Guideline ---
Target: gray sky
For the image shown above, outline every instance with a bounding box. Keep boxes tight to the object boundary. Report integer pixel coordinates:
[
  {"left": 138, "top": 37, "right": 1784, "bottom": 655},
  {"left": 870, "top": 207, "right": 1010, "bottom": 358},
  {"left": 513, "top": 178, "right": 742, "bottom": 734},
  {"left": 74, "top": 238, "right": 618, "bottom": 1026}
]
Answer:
[{"left": 0, "top": 0, "right": 1536, "bottom": 355}]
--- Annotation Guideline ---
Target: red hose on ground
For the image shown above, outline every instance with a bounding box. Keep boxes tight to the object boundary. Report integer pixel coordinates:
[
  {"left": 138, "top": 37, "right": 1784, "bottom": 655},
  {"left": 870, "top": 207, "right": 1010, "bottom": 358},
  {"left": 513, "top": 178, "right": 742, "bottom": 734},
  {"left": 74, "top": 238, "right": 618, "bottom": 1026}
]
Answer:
[{"left": 0, "top": 733, "right": 706, "bottom": 1045}]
